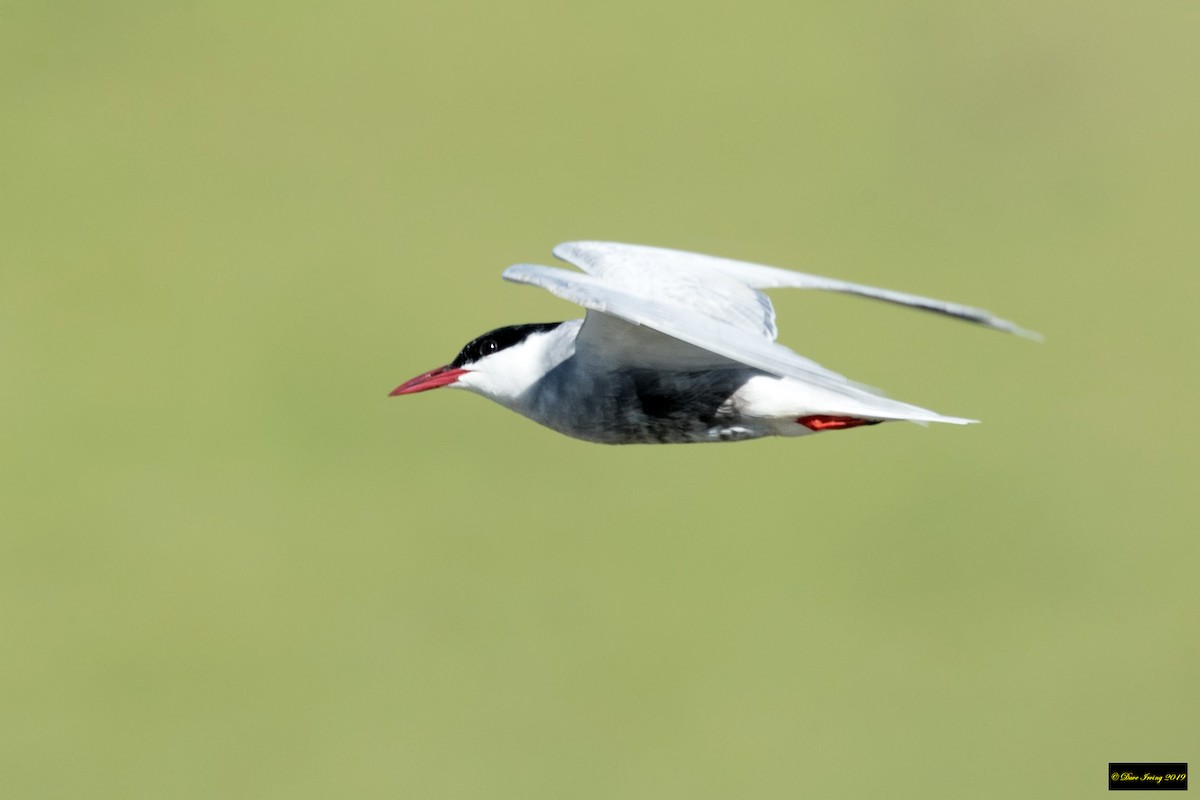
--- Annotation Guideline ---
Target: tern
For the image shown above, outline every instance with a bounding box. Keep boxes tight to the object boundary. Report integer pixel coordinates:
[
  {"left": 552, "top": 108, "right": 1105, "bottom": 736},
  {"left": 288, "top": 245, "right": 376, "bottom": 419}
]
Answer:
[{"left": 390, "top": 241, "right": 1037, "bottom": 444}]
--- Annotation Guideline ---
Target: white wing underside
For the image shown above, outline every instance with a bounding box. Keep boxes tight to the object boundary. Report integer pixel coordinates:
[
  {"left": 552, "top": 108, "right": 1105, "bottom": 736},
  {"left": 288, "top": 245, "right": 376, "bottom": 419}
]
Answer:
[{"left": 502, "top": 241, "right": 1037, "bottom": 424}]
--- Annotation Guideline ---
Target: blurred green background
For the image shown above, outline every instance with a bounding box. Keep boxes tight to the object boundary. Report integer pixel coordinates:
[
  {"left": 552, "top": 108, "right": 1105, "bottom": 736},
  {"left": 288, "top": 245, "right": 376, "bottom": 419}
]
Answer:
[{"left": 3, "top": 1, "right": 1196, "bottom": 797}]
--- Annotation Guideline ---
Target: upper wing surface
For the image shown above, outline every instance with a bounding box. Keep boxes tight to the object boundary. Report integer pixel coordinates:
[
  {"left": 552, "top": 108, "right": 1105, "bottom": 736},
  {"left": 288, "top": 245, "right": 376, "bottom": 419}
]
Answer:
[
  {"left": 554, "top": 241, "right": 1040, "bottom": 340},
  {"left": 552, "top": 241, "right": 781, "bottom": 340},
  {"left": 503, "top": 263, "right": 966, "bottom": 421}
]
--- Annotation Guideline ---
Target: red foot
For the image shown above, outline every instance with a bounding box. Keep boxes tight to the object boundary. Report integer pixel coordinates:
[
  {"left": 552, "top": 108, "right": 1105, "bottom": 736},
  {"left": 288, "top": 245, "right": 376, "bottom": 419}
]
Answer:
[{"left": 798, "top": 415, "right": 883, "bottom": 431}]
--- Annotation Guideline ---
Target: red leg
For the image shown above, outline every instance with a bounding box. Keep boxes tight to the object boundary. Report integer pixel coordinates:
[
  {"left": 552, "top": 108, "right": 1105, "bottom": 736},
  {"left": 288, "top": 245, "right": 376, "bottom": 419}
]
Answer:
[{"left": 797, "top": 415, "right": 883, "bottom": 431}]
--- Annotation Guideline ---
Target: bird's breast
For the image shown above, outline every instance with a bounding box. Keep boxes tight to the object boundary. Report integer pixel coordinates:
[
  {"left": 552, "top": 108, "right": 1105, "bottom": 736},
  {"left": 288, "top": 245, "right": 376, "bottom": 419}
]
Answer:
[{"left": 522, "top": 359, "right": 761, "bottom": 444}]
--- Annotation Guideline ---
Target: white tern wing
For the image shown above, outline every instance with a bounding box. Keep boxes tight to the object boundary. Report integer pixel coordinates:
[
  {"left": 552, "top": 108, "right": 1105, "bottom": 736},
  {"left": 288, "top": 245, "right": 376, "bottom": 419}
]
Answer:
[
  {"left": 552, "top": 241, "right": 782, "bottom": 339},
  {"left": 553, "top": 241, "right": 1041, "bottom": 341},
  {"left": 502, "top": 262, "right": 975, "bottom": 424}
]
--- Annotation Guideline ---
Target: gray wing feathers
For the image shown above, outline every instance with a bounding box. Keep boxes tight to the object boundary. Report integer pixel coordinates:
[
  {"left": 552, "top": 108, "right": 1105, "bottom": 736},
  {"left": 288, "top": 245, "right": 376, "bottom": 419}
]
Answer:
[
  {"left": 554, "top": 241, "right": 1040, "bottom": 340},
  {"left": 553, "top": 241, "right": 781, "bottom": 340},
  {"left": 502, "top": 263, "right": 973, "bottom": 424},
  {"left": 503, "top": 264, "right": 847, "bottom": 381}
]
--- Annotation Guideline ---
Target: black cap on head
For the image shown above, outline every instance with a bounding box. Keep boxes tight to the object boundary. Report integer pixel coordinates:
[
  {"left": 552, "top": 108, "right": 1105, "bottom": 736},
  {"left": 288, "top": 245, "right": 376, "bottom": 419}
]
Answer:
[{"left": 450, "top": 323, "right": 563, "bottom": 368}]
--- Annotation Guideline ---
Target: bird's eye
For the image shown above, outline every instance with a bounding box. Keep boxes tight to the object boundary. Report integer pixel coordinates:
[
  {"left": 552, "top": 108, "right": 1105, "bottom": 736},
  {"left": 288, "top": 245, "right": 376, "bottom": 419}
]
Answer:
[{"left": 480, "top": 339, "right": 498, "bottom": 355}]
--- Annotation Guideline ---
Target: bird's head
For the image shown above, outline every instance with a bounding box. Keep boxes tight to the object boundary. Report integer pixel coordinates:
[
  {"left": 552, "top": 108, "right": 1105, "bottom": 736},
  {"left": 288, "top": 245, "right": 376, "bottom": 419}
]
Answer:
[{"left": 390, "top": 322, "right": 570, "bottom": 404}]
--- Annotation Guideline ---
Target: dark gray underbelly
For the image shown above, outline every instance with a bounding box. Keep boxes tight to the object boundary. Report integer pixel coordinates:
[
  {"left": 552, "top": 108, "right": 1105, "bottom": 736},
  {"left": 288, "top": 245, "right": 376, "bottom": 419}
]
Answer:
[{"left": 525, "top": 361, "right": 757, "bottom": 444}]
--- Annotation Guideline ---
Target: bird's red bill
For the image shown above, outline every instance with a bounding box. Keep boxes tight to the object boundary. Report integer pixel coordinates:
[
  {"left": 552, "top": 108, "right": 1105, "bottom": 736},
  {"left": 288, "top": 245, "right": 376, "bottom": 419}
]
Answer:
[
  {"left": 798, "top": 415, "right": 882, "bottom": 431},
  {"left": 390, "top": 366, "right": 468, "bottom": 396}
]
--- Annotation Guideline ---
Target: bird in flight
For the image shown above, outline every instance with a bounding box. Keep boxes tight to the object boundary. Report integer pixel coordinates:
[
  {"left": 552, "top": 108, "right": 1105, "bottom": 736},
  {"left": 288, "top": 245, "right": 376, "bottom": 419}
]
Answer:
[{"left": 390, "top": 241, "right": 1038, "bottom": 444}]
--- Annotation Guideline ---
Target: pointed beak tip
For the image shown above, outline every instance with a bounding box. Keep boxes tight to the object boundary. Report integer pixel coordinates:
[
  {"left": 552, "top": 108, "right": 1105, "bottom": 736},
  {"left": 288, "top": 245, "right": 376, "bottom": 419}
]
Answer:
[{"left": 389, "top": 366, "right": 468, "bottom": 396}]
